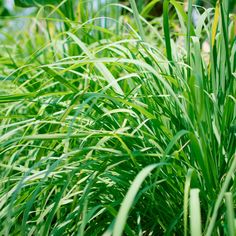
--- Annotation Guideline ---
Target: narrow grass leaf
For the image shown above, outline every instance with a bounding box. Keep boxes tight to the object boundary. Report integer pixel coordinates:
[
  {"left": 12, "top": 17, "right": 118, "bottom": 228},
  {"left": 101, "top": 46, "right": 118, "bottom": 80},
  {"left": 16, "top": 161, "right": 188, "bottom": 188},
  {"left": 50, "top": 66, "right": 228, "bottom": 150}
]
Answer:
[
  {"left": 225, "top": 192, "right": 235, "bottom": 236},
  {"left": 211, "top": 1, "right": 220, "bottom": 48},
  {"left": 163, "top": 0, "right": 173, "bottom": 74},
  {"left": 129, "top": 0, "right": 145, "bottom": 41},
  {"left": 190, "top": 188, "right": 202, "bottom": 236},
  {"left": 184, "top": 168, "right": 193, "bottom": 236}
]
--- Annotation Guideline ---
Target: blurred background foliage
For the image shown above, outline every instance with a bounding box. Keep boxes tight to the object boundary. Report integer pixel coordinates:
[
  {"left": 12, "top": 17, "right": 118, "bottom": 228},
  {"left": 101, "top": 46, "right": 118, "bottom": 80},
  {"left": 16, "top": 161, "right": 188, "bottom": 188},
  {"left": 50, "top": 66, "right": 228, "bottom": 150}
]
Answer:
[{"left": 1, "top": 0, "right": 235, "bottom": 18}]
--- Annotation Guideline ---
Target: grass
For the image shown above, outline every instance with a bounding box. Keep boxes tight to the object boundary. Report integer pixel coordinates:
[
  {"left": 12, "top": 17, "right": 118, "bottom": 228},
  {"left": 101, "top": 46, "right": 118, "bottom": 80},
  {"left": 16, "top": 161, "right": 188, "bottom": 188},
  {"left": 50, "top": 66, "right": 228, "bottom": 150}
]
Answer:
[{"left": 0, "top": 0, "right": 235, "bottom": 235}]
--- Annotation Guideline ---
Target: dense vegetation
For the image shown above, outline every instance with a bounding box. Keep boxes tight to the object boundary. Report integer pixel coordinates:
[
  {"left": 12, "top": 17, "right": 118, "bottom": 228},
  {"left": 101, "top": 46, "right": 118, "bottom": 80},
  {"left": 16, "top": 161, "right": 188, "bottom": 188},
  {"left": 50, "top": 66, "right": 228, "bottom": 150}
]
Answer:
[{"left": 0, "top": 0, "right": 235, "bottom": 235}]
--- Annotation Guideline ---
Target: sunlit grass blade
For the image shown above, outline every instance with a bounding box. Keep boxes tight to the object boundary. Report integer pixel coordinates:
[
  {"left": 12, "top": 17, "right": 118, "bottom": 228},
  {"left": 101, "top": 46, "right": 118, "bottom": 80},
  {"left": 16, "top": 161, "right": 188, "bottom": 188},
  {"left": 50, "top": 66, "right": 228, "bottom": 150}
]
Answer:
[
  {"left": 186, "top": 0, "right": 193, "bottom": 78},
  {"left": 190, "top": 189, "right": 202, "bottom": 236},
  {"left": 129, "top": 0, "right": 145, "bottom": 41},
  {"left": 184, "top": 168, "right": 193, "bottom": 236}
]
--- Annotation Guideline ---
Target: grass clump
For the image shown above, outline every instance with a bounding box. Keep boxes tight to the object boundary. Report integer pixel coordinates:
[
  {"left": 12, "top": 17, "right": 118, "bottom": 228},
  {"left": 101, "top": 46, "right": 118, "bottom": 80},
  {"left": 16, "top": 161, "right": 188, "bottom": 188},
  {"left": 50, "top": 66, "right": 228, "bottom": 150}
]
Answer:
[{"left": 0, "top": 0, "right": 235, "bottom": 235}]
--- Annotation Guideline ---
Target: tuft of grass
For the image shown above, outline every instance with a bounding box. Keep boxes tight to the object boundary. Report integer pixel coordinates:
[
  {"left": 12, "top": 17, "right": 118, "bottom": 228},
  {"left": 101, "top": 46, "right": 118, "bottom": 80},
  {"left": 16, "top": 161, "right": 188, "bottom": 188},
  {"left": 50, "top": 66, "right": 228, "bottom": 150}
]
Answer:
[{"left": 0, "top": 0, "right": 235, "bottom": 235}]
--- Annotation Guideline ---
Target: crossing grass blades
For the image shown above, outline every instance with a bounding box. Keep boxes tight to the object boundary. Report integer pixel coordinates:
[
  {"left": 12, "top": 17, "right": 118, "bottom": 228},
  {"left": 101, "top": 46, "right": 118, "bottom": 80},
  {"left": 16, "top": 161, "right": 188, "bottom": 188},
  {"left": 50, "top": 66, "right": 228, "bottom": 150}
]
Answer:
[{"left": 0, "top": 0, "right": 235, "bottom": 235}]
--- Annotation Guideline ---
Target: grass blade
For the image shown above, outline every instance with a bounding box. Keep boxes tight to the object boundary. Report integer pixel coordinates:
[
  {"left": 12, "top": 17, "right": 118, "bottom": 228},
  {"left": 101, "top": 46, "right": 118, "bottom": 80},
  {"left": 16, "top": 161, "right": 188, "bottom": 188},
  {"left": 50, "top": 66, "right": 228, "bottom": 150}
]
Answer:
[
  {"left": 190, "top": 189, "right": 202, "bottom": 236},
  {"left": 184, "top": 169, "right": 194, "bottom": 236},
  {"left": 163, "top": 0, "right": 173, "bottom": 74},
  {"left": 186, "top": 0, "right": 193, "bottom": 79},
  {"left": 129, "top": 0, "right": 145, "bottom": 41},
  {"left": 225, "top": 192, "right": 235, "bottom": 236}
]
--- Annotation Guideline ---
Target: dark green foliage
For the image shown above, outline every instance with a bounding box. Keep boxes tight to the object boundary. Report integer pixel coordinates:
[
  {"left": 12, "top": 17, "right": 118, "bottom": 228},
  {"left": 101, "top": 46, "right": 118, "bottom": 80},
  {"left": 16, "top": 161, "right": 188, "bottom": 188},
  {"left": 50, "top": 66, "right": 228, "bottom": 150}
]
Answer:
[{"left": 15, "top": 0, "right": 61, "bottom": 7}]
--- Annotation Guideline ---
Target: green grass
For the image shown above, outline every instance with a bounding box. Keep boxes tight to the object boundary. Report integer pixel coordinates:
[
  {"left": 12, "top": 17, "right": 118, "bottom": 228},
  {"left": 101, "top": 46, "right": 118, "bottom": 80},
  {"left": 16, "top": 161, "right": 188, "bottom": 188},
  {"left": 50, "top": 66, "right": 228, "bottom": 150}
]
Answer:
[{"left": 0, "top": 0, "right": 235, "bottom": 235}]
